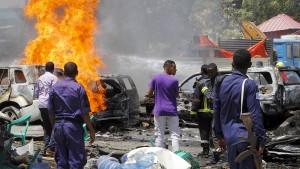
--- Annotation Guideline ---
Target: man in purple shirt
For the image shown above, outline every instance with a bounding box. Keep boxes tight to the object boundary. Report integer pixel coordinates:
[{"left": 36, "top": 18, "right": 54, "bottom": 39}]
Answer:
[
  {"left": 48, "top": 62, "right": 95, "bottom": 169},
  {"left": 35, "top": 62, "right": 57, "bottom": 155},
  {"left": 147, "top": 60, "right": 180, "bottom": 152},
  {"left": 214, "top": 49, "right": 267, "bottom": 169}
]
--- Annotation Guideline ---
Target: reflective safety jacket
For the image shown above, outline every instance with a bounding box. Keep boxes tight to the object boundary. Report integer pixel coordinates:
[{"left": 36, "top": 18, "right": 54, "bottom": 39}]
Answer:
[{"left": 191, "top": 75, "right": 214, "bottom": 114}]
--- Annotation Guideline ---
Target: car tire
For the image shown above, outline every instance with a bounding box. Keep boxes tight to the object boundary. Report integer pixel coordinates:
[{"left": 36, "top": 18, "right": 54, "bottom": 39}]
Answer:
[{"left": 1, "top": 106, "right": 20, "bottom": 121}]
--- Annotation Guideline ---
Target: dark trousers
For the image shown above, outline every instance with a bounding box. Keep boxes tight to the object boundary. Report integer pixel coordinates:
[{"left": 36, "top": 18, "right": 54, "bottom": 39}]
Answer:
[
  {"left": 54, "top": 120, "right": 86, "bottom": 169},
  {"left": 197, "top": 111, "right": 213, "bottom": 148},
  {"left": 228, "top": 142, "right": 255, "bottom": 169},
  {"left": 40, "top": 108, "right": 54, "bottom": 150}
]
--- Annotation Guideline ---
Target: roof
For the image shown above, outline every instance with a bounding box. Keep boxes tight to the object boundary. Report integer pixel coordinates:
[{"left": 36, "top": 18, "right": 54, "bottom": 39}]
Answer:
[{"left": 258, "top": 14, "right": 300, "bottom": 32}]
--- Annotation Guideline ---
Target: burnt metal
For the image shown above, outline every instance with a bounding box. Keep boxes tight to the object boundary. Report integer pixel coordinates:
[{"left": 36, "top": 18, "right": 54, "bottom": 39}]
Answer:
[
  {"left": 265, "top": 115, "right": 300, "bottom": 157},
  {"left": 93, "top": 74, "right": 141, "bottom": 127}
]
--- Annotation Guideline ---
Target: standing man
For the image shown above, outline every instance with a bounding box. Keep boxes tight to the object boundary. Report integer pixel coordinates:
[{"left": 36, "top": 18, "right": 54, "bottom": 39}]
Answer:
[
  {"left": 196, "top": 63, "right": 219, "bottom": 157},
  {"left": 48, "top": 62, "right": 95, "bottom": 169},
  {"left": 35, "top": 62, "right": 57, "bottom": 155},
  {"left": 207, "top": 63, "right": 218, "bottom": 88},
  {"left": 214, "top": 49, "right": 267, "bottom": 169},
  {"left": 191, "top": 64, "right": 213, "bottom": 157},
  {"left": 147, "top": 60, "right": 180, "bottom": 152}
]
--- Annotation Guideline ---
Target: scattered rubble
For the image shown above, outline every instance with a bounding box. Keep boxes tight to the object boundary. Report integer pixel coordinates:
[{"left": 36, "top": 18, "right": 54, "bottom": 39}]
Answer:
[{"left": 2, "top": 110, "right": 300, "bottom": 169}]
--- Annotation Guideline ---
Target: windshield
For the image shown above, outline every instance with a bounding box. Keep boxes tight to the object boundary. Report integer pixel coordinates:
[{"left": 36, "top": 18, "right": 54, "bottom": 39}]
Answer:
[
  {"left": 280, "top": 71, "right": 300, "bottom": 85},
  {"left": 248, "top": 71, "right": 274, "bottom": 94},
  {"left": 248, "top": 72, "right": 272, "bottom": 85},
  {"left": 180, "top": 74, "right": 202, "bottom": 91}
]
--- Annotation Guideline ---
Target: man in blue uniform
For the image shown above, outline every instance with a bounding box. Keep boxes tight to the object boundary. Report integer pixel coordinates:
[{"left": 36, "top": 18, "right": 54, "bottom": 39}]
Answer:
[
  {"left": 48, "top": 62, "right": 95, "bottom": 169},
  {"left": 213, "top": 49, "right": 267, "bottom": 169}
]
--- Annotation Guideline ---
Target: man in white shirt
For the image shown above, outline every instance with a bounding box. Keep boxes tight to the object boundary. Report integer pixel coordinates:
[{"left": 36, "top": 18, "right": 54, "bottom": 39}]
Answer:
[{"left": 35, "top": 62, "right": 57, "bottom": 155}]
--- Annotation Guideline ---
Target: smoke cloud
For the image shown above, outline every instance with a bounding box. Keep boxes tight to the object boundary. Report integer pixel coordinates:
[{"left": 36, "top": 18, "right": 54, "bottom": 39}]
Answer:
[
  {"left": 96, "top": 0, "right": 199, "bottom": 97},
  {"left": 0, "top": 0, "right": 215, "bottom": 98}
]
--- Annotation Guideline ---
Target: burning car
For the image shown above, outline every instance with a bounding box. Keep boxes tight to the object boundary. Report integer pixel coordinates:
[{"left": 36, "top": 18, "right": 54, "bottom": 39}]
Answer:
[
  {"left": 92, "top": 74, "right": 140, "bottom": 127},
  {"left": 0, "top": 64, "right": 141, "bottom": 127}
]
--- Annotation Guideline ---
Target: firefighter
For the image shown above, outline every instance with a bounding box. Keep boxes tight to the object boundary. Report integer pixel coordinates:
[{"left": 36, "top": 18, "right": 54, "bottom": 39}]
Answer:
[{"left": 191, "top": 64, "right": 214, "bottom": 157}]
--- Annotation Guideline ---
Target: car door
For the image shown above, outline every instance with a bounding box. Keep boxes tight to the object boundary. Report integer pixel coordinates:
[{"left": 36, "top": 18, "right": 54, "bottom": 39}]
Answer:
[
  {"left": 118, "top": 76, "right": 140, "bottom": 116},
  {"left": 9, "top": 68, "right": 34, "bottom": 106}
]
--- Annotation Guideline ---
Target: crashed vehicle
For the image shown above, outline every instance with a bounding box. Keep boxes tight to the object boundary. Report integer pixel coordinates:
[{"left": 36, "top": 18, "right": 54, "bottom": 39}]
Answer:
[
  {"left": 178, "top": 66, "right": 300, "bottom": 129},
  {"left": 0, "top": 65, "right": 43, "bottom": 122},
  {"left": 0, "top": 65, "right": 64, "bottom": 122},
  {"left": 92, "top": 74, "right": 140, "bottom": 127}
]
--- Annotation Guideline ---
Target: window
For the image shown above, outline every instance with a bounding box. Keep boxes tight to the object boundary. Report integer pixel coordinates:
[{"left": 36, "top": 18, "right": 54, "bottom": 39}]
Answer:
[
  {"left": 248, "top": 72, "right": 272, "bottom": 85},
  {"left": 0, "top": 69, "right": 9, "bottom": 85},
  {"left": 287, "top": 44, "right": 292, "bottom": 59},
  {"left": 282, "top": 71, "right": 300, "bottom": 85},
  {"left": 180, "top": 75, "right": 202, "bottom": 91},
  {"left": 14, "top": 70, "right": 26, "bottom": 83},
  {"left": 101, "top": 79, "right": 122, "bottom": 98},
  {"left": 293, "top": 44, "right": 300, "bottom": 58},
  {"left": 122, "top": 78, "right": 132, "bottom": 90}
]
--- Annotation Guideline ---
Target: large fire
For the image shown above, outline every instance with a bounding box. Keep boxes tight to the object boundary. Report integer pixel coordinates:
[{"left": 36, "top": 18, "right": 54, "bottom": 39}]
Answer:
[{"left": 21, "top": 0, "right": 106, "bottom": 112}]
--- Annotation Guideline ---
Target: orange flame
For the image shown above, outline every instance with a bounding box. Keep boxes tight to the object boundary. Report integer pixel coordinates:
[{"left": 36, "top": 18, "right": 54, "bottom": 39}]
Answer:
[{"left": 21, "top": 0, "right": 106, "bottom": 112}]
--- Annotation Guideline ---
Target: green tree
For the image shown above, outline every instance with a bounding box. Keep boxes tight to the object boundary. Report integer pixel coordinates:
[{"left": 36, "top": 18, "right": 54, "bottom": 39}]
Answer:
[
  {"left": 215, "top": 0, "right": 300, "bottom": 38},
  {"left": 239, "top": 0, "right": 300, "bottom": 25}
]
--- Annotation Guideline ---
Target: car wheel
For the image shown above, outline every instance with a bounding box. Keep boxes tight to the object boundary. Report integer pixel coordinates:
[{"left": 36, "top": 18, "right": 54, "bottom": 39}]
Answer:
[{"left": 1, "top": 106, "right": 20, "bottom": 121}]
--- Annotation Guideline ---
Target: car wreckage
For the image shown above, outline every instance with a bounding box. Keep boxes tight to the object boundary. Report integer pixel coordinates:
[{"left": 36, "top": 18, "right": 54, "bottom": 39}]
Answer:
[
  {"left": 176, "top": 66, "right": 300, "bottom": 129},
  {"left": 92, "top": 74, "right": 140, "bottom": 127},
  {"left": 0, "top": 65, "right": 43, "bottom": 122},
  {"left": 0, "top": 65, "right": 140, "bottom": 127}
]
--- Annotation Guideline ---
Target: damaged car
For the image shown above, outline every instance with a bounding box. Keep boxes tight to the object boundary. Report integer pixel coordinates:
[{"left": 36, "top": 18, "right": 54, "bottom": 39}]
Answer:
[
  {"left": 0, "top": 65, "right": 42, "bottom": 122},
  {"left": 177, "top": 65, "right": 300, "bottom": 129},
  {"left": 92, "top": 74, "right": 140, "bottom": 127},
  {"left": 176, "top": 68, "right": 232, "bottom": 121},
  {"left": 0, "top": 65, "right": 64, "bottom": 122}
]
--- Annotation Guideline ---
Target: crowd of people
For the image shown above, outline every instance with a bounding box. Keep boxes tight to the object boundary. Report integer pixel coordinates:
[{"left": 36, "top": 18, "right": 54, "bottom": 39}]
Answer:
[
  {"left": 36, "top": 48, "right": 267, "bottom": 169},
  {"left": 148, "top": 49, "right": 267, "bottom": 169}
]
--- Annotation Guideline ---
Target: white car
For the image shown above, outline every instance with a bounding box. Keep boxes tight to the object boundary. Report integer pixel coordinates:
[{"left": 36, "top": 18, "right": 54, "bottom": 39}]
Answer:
[{"left": 0, "top": 65, "right": 62, "bottom": 122}]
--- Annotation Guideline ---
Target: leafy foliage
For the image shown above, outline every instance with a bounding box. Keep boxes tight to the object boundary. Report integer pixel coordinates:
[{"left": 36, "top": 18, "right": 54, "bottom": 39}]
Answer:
[
  {"left": 238, "top": 0, "right": 300, "bottom": 24},
  {"left": 189, "top": 0, "right": 300, "bottom": 39}
]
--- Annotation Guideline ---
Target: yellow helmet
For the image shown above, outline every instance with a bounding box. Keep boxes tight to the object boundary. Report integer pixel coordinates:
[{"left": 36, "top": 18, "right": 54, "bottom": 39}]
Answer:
[{"left": 276, "top": 62, "right": 284, "bottom": 67}]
